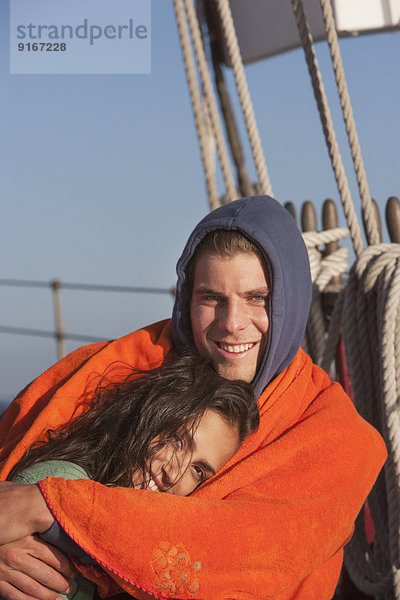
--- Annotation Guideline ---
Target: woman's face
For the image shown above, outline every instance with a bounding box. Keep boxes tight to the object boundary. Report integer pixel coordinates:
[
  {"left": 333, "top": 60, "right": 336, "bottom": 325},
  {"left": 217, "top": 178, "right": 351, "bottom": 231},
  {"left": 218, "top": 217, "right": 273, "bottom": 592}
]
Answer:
[{"left": 132, "top": 409, "right": 241, "bottom": 496}]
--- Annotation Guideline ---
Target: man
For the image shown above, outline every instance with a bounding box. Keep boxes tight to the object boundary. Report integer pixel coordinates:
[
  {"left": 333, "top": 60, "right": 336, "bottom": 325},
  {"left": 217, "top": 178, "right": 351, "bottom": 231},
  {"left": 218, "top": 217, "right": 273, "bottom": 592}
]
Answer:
[{"left": 0, "top": 196, "right": 386, "bottom": 600}]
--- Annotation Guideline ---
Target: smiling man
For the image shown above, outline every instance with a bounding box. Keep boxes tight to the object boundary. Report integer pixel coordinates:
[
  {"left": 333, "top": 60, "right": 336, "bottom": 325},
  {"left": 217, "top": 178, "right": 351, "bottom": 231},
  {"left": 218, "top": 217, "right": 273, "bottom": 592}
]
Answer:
[
  {"left": 190, "top": 243, "right": 269, "bottom": 383},
  {"left": 0, "top": 196, "right": 386, "bottom": 600}
]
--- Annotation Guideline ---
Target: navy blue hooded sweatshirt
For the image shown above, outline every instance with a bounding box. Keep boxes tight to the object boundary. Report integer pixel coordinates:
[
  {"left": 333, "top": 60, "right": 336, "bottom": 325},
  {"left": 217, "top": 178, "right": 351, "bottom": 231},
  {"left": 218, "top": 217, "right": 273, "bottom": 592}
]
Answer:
[{"left": 171, "top": 195, "right": 312, "bottom": 397}]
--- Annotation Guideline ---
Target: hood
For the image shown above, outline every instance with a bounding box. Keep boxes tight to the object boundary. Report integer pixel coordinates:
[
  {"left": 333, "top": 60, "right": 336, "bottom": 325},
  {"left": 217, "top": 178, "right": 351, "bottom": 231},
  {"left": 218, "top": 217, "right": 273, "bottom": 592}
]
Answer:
[{"left": 171, "top": 196, "right": 312, "bottom": 396}]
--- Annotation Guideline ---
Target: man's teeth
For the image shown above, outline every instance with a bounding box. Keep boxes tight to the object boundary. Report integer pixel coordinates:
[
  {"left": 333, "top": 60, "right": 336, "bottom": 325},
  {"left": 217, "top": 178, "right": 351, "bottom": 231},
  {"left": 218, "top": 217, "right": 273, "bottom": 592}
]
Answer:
[{"left": 219, "top": 342, "right": 255, "bottom": 353}]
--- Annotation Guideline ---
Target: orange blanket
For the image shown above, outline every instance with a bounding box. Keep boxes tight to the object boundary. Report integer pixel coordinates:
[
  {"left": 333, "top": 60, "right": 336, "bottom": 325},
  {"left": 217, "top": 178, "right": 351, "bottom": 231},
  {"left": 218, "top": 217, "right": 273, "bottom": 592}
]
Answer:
[{"left": 0, "top": 320, "right": 386, "bottom": 600}]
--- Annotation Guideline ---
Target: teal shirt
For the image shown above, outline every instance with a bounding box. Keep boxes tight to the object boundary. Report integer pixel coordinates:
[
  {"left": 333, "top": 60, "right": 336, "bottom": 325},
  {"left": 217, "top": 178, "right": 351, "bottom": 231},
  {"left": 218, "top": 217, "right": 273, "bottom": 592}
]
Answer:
[{"left": 13, "top": 460, "right": 96, "bottom": 600}]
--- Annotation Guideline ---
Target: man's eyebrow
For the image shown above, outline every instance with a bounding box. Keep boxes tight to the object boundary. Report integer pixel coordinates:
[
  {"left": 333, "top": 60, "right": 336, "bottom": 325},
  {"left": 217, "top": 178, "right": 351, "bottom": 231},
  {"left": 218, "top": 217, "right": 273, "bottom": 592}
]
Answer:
[
  {"left": 193, "top": 286, "right": 270, "bottom": 295},
  {"left": 245, "top": 287, "right": 270, "bottom": 295},
  {"left": 192, "top": 286, "right": 221, "bottom": 295}
]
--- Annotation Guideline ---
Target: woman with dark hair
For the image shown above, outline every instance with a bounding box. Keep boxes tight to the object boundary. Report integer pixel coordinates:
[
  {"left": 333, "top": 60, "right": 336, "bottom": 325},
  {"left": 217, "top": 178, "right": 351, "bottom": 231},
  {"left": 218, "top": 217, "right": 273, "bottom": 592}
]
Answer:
[{"left": 6, "top": 355, "right": 259, "bottom": 600}]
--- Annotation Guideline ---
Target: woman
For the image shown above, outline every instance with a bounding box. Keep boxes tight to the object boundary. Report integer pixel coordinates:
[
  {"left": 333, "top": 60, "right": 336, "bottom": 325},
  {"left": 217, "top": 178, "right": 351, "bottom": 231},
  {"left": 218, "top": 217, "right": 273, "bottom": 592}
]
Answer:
[{"left": 7, "top": 355, "right": 259, "bottom": 600}]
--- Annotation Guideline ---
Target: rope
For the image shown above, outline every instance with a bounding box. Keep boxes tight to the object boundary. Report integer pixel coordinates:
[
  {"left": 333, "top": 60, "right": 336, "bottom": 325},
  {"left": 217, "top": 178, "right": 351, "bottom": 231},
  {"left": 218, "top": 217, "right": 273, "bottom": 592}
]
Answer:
[
  {"left": 183, "top": 0, "right": 237, "bottom": 202},
  {"left": 208, "top": 36, "right": 255, "bottom": 198},
  {"left": 302, "top": 227, "right": 349, "bottom": 364},
  {"left": 302, "top": 226, "right": 349, "bottom": 248},
  {"left": 290, "top": 0, "right": 365, "bottom": 257},
  {"left": 303, "top": 228, "right": 349, "bottom": 287},
  {"left": 215, "top": 0, "right": 273, "bottom": 197},
  {"left": 304, "top": 284, "right": 327, "bottom": 366},
  {"left": 315, "top": 247, "right": 348, "bottom": 291},
  {"left": 321, "top": 244, "right": 400, "bottom": 597},
  {"left": 318, "top": 0, "right": 380, "bottom": 246},
  {"left": 173, "top": 0, "right": 219, "bottom": 210}
]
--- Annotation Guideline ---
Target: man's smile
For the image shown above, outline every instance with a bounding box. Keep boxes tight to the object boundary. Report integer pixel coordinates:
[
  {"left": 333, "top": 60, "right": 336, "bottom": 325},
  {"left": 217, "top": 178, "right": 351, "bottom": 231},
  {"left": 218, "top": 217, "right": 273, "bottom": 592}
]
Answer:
[
  {"left": 190, "top": 251, "right": 269, "bottom": 382},
  {"left": 217, "top": 342, "right": 257, "bottom": 354}
]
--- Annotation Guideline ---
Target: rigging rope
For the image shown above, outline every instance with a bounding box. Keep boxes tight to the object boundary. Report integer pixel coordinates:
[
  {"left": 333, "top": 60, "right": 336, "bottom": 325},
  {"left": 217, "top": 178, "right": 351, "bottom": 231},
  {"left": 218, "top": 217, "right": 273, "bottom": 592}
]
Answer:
[
  {"left": 173, "top": 0, "right": 219, "bottom": 209},
  {"left": 318, "top": 0, "right": 380, "bottom": 246},
  {"left": 290, "top": 0, "right": 365, "bottom": 257},
  {"left": 183, "top": 0, "right": 237, "bottom": 202},
  {"left": 215, "top": 0, "right": 273, "bottom": 197}
]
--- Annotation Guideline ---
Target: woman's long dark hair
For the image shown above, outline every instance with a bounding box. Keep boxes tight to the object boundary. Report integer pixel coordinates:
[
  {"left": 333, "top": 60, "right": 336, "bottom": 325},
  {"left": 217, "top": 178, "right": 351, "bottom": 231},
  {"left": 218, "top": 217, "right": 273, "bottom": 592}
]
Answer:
[{"left": 9, "top": 355, "right": 259, "bottom": 488}]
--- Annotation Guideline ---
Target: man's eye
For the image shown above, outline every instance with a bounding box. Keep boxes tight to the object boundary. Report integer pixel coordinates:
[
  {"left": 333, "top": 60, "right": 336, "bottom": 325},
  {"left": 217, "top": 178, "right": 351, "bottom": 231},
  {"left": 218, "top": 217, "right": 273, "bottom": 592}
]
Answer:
[{"left": 251, "top": 295, "right": 268, "bottom": 303}]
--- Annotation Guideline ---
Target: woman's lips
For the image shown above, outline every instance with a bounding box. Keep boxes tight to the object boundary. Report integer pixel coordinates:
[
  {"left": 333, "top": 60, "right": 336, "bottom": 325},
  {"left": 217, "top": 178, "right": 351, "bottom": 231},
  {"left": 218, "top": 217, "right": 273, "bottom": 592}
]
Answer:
[{"left": 144, "top": 470, "right": 166, "bottom": 492}]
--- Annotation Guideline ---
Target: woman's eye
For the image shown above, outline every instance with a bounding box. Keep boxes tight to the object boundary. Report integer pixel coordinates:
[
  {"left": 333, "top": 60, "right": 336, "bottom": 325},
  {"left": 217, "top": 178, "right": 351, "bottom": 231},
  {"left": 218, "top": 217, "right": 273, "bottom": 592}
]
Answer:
[
  {"left": 193, "top": 465, "right": 205, "bottom": 482},
  {"left": 172, "top": 435, "right": 183, "bottom": 450}
]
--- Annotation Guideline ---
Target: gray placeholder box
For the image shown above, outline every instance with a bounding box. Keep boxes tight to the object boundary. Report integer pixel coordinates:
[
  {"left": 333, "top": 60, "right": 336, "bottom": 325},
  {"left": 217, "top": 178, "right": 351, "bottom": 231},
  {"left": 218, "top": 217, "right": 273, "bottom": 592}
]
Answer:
[{"left": 10, "top": 0, "right": 151, "bottom": 75}]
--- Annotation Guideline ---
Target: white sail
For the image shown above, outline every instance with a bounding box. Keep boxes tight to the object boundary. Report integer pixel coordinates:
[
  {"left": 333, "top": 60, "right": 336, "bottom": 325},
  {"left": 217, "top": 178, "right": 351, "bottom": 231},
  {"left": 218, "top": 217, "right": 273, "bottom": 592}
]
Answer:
[{"left": 200, "top": 0, "right": 400, "bottom": 64}]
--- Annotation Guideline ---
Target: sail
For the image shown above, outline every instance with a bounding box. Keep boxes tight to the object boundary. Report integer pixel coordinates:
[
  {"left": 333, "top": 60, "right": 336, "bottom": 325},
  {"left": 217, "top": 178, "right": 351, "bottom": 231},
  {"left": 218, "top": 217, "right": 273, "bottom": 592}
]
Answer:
[{"left": 200, "top": 0, "right": 400, "bottom": 65}]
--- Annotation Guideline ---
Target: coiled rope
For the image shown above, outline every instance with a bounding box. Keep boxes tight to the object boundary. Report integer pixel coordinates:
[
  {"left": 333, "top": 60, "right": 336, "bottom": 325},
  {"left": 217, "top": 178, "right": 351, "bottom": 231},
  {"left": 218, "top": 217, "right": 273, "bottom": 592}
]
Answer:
[
  {"left": 321, "top": 244, "right": 400, "bottom": 598},
  {"left": 290, "top": 2, "right": 400, "bottom": 595},
  {"left": 302, "top": 227, "right": 349, "bottom": 364}
]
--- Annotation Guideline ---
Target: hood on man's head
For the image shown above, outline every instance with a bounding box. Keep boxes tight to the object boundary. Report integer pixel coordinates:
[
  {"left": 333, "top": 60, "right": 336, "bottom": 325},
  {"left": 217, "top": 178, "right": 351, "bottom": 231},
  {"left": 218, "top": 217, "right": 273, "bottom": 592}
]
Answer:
[{"left": 171, "top": 196, "right": 312, "bottom": 396}]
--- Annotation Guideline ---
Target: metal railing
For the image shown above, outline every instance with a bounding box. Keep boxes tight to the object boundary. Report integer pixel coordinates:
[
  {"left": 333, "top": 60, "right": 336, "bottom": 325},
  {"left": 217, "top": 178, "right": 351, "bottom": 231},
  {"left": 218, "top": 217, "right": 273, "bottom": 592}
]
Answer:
[
  {"left": 0, "top": 278, "right": 175, "bottom": 360},
  {"left": 2, "top": 197, "right": 398, "bottom": 360}
]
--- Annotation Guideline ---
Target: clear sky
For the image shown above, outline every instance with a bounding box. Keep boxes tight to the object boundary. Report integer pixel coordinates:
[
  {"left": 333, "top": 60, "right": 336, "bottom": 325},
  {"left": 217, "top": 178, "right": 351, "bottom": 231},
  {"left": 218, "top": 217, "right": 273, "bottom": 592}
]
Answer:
[{"left": 1, "top": 0, "right": 399, "bottom": 404}]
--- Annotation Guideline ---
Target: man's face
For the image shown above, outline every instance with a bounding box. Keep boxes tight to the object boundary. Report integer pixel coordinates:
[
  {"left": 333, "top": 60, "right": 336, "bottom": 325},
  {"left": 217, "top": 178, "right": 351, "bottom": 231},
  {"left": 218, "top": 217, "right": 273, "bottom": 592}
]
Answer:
[{"left": 190, "top": 251, "right": 270, "bottom": 382}]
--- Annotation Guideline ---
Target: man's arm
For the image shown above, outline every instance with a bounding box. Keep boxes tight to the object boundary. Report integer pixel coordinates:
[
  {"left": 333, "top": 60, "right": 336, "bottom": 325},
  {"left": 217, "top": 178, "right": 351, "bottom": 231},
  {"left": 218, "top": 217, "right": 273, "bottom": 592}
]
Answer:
[
  {"left": 0, "top": 536, "right": 75, "bottom": 600},
  {"left": 0, "top": 482, "right": 54, "bottom": 544},
  {"left": 0, "top": 482, "right": 76, "bottom": 600}
]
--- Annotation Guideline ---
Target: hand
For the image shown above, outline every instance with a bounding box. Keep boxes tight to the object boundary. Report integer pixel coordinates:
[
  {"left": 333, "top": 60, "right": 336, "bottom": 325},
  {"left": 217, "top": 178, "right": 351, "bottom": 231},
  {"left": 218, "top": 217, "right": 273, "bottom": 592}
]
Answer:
[
  {"left": 0, "top": 482, "right": 54, "bottom": 545},
  {"left": 0, "top": 536, "right": 76, "bottom": 600}
]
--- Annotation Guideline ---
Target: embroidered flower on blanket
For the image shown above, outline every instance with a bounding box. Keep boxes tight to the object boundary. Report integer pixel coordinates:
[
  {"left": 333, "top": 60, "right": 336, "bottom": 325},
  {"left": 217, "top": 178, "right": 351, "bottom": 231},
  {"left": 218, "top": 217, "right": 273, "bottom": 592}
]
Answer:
[{"left": 151, "top": 541, "right": 202, "bottom": 595}]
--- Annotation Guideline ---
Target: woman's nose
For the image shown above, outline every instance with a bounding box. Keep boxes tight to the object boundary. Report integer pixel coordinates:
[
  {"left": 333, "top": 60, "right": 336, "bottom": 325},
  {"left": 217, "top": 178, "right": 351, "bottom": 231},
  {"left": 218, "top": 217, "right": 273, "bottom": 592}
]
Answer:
[
  {"left": 165, "top": 468, "right": 197, "bottom": 496},
  {"left": 159, "top": 450, "right": 187, "bottom": 490}
]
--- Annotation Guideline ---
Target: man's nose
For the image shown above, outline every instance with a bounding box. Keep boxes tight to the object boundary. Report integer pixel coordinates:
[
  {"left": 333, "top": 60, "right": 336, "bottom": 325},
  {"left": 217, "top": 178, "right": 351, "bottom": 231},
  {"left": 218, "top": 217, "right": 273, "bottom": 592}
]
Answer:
[{"left": 218, "top": 299, "right": 247, "bottom": 333}]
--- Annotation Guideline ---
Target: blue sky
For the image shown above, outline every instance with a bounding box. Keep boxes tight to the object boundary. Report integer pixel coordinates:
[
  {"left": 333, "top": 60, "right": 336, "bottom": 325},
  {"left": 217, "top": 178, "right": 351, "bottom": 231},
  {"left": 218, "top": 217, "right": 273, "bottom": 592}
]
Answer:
[{"left": 1, "top": 0, "right": 399, "bottom": 403}]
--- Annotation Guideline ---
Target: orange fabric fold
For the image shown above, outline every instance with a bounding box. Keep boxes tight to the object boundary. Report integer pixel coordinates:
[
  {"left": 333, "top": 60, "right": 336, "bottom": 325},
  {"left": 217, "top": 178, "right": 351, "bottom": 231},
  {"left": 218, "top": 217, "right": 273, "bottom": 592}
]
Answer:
[
  {"left": 0, "top": 320, "right": 172, "bottom": 476},
  {"left": 0, "top": 320, "right": 386, "bottom": 600}
]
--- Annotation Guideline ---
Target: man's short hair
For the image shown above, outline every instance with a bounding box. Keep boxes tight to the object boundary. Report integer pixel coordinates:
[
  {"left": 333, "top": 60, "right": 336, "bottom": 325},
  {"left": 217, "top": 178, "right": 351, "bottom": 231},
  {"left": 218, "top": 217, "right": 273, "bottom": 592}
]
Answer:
[
  {"left": 195, "top": 230, "right": 262, "bottom": 259},
  {"left": 186, "top": 230, "right": 266, "bottom": 297}
]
